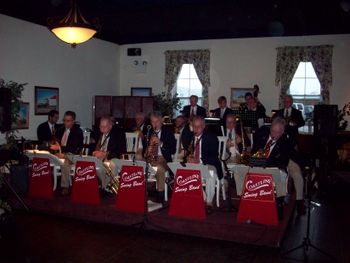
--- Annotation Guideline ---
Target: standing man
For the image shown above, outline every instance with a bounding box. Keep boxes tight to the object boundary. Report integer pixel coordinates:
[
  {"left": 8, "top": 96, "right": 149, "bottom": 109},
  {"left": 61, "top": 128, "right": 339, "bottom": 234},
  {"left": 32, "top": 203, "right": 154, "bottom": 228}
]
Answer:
[
  {"left": 187, "top": 116, "right": 223, "bottom": 208},
  {"left": 182, "top": 95, "right": 207, "bottom": 119},
  {"left": 37, "top": 110, "right": 59, "bottom": 146},
  {"left": 211, "top": 96, "right": 234, "bottom": 124},
  {"left": 145, "top": 111, "right": 176, "bottom": 203},
  {"left": 93, "top": 115, "right": 126, "bottom": 190},
  {"left": 50, "top": 111, "right": 83, "bottom": 195},
  {"left": 275, "top": 95, "right": 305, "bottom": 144}
]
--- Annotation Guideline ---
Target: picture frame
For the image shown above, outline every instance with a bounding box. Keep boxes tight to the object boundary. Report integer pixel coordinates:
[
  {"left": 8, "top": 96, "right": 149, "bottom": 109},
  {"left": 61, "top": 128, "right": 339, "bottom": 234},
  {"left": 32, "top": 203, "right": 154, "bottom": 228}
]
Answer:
[
  {"left": 12, "top": 102, "right": 29, "bottom": 129},
  {"left": 131, "top": 87, "right": 152, "bottom": 97},
  {"left": 231, "top": 87, "right": 254, "bottom": 108},
  {"left": 35, "top": 86, "right": 59, "bottom": 115}
]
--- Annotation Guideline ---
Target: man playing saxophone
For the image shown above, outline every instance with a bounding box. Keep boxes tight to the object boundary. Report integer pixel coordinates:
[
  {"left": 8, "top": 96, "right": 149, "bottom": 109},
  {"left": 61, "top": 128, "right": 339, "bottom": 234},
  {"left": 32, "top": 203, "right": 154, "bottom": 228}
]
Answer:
[
  {"left": 93, "top": 115, "right": 126, "bottom": 192},
  {"left": 145, "top": 111, "right": 176, "bottom": 203}
]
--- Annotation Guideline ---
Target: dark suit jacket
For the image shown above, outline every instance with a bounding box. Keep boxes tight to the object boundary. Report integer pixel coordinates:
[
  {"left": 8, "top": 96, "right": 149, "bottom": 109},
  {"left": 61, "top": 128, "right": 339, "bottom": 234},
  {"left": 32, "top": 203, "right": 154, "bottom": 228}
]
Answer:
[
  {"left": 275, "top": 108, "right": 305, "bottom": 143},
  {"left": 37, "top": 121, "right": 58, "bottom": 143},
  {"left": 182, "top": 105, "right": 207, "bottom": 118},
  {"left": 252, "top": 126, "right": 293, "bottom": 171},
  {"left": 212, "top": 107, "right": 234, "bottom": 120},
  {"left": 95, "top": 126, "right": 127, "bottom": 160},
  {"left": 180, "top": 124, "right": 193, "bottom": 152},
  {"left": 192, "top": 131, "right": 224, "bottom": 179},
  {"left": 55, "top": 125, "right": 83, "bottom": 154}
]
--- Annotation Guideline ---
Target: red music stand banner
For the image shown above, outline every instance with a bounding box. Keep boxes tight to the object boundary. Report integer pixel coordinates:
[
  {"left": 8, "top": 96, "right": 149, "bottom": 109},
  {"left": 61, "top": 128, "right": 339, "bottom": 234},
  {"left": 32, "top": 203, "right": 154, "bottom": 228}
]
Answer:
[
  {"left": 115, "top": 165, "right": 145, "bottom": 213},
  {"left": 169, "top": 169, "right": 206, "bottom": 220},
  {"left": 237, "top": 173, "right": 278, "bottom": 226},
  {"left": 29, "top": 158, "right": 53, "bottom": 199},
  {"left": 71, "top": 161, "right": 100, "bottom": 205}
]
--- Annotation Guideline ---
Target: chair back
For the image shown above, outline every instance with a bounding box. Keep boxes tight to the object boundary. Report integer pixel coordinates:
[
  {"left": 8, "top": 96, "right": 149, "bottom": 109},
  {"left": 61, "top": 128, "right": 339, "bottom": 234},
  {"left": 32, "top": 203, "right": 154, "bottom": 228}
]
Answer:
[
  {"left": 125, "top": 132, "right": 139, "bottom": 153},
  {"left": 172, "top": 133, "right": 181, "bottom": 161},
  {"left": 217, "top": 136, "right": 228, "bottom": 160}
]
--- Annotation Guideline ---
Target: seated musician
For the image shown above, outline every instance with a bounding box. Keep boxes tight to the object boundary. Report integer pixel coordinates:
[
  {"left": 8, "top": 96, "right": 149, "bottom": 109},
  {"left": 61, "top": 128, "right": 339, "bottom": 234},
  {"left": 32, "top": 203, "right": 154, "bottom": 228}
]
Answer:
[
  {"left": 186, "top": 116, "right": 224, "bottom": 208},
  {"left": 50, "top": 111, "right": 83, "bottom": 195},
  {"left": 274, "top": 95, "right": 306, "bottom": 214},
  {"left": 37, "top": 110, "right": 59, "bottom": 148},
  {"left": 252, "top": 117, "right": 305, "bottom": 215},
  {"left": 211, "top": 96, "right": 234, "bottom": 125},
  {"left": 182, "top": 95, "right": 207, "bottom": 119},
  {"left": 239, "top": 92, "right": 266, "bottom": 130},
  {"left": 93, "top": 115, "right": 126, "bottom": 191},
  {"left": 222, "top": 114, "right": 250, "bottom": 163},
  {"left": 174, "top": 115, "right": 193, "bottom": 161},
  {"left": 145, "top": 111, "right": 176, "bottom": 203}
]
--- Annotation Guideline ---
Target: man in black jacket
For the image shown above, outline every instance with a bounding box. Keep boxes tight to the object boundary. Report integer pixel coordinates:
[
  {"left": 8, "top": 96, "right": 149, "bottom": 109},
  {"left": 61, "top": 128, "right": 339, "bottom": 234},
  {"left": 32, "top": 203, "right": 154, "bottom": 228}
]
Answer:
[
  {"left": 275, "top": 95, "right": 305, "bottom": 144},
  {"left": 50, "top": 111, "right": 83, "bottom": 195},
  {"left": 37, "top": 110, "right": 59, "bottom": 146},
  {"left": 253, "top": 117, "right": 306, "bottom": 215},
  {"left": 93, "top": 116, "right": 126, "bottom": 190},
  {"left": 146, "top": 111, "right": 176, "bottom": 202},
  {"left": 182, "top": 95, "right": 207, "bottom": 119},
  {"left": 187, "top": 116, "right": 223, "bottom": 207},
  {"left": 211, "top": 96, "right": 234, "bottom": 125}
]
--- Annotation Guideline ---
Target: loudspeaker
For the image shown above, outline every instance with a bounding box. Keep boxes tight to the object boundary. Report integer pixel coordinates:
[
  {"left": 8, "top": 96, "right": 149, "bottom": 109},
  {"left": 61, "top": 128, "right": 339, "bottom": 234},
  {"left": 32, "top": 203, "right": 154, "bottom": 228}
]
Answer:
[
  {"left": 314, "top": 104, "right": 338, "bottom": 137},
  {"left": 0, "top": 88, "right": 12, "bottom": 133},
  {"left": 127, "top": 48, "right": 141, "bottom": 56}
]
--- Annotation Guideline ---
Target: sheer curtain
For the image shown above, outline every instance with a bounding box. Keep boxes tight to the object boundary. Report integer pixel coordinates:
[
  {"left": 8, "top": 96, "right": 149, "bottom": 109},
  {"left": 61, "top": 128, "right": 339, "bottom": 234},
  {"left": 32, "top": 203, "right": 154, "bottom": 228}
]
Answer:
[
  {"left": 275, "top": 45, "right": 333, "bottom": 108},
  {"left": 164, "top": 49, "right": 210, "bottom": 110}
]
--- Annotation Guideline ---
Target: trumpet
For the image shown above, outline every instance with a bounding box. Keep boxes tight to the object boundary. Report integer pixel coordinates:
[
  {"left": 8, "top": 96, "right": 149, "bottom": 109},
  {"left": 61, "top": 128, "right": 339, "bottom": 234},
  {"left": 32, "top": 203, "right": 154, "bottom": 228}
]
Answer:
[{"left": 103, "top": 160, "right": 119, "bottom": 194}]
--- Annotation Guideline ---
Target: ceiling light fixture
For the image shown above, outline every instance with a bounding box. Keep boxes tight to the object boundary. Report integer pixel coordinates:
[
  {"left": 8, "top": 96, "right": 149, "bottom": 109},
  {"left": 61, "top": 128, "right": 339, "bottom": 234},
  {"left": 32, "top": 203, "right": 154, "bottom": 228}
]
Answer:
[{"left": 48, "top": 0, "right": 99, "bottom": 48}]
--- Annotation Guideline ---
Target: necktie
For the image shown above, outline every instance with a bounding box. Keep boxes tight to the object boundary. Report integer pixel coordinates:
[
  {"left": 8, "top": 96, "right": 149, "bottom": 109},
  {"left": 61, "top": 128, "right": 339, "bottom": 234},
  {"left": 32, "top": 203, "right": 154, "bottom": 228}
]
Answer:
[
  {"left": 61, "top": 129, "right": 69, "bottom": 147},
  {"left": 194, "top": 137, "right": 200, "bottom": 163},
  {"left": 191, "top": 107, "right": 195, "bottom": 117},
  {"left": 153, "top": 130, "right": 160, "bottom": 157},
  {"left": 220, "top": 109, "right": 224, "bottom": 118},
  {"left": 51, "top": 125, "right": 55, "bottom": 135},
  {"left": 264, "top": 139, "right": 273, "bottom": 158}
]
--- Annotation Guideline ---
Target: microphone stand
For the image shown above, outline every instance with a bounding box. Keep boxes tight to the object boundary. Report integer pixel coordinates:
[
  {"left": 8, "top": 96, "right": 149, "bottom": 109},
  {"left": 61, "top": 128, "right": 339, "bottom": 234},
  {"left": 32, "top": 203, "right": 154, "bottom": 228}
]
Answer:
[{"left": 133, "top": 125, "right": 152, "bottom": 229}]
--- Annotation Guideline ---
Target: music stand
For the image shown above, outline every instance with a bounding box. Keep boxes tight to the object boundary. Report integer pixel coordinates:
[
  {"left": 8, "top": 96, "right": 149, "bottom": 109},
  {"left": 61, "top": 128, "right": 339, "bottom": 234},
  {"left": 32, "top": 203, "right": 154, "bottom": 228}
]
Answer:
[
  {"left": 282, "top": 167, "right": 336, "bottom": 262},
  {"left": 232, "top": 109, "right": 257, "bottom": 130}
]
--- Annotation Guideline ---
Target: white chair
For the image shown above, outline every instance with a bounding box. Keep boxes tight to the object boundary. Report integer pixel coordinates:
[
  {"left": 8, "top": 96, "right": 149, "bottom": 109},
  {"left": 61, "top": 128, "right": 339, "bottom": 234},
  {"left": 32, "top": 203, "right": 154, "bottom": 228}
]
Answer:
[
  {"left": 24, "top": 150, "right": 64, "bottom": 190},
  {"left": 172, "top": 133, "right": 181, "bottom": 162},
  {"left": 216, "top": 136, "right": 227, "bottom": 206},
  {"left": 125, "top": 132, "right": 139, "bottom": 159}
]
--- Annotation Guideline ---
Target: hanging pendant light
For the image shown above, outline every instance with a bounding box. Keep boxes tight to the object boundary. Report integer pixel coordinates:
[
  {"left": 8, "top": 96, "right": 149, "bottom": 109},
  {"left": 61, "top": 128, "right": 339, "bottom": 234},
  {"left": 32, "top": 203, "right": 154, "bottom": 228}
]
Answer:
[{"left": 48, "top": 0, "right": 99, "bottom": 47}]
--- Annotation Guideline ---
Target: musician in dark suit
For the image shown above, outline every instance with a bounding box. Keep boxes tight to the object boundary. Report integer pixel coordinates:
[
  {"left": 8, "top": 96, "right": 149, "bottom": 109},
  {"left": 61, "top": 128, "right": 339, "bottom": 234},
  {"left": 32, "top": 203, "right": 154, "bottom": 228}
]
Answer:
[
  {"left": 145, "top": 111, "right": 176, "bottom": 202},
  {"left": 187, "top": 116, "right": 223, "bottom": 207},
  {"left": 182, "top": 95, "right": 207, "bottom": 118},
  {"left": 253, "top": 117, "right": 305, "bottom": 215},
  {"left": 132, "top": 112, "right": 150, "bottom": 160},
  {"left": 50, "top": 111, "right": 83, "bottom": 195},
  {"left": 37, "top": 110, "right": 59, "bottom": 146},
  {"left": 275, "top": 95, "right": 305, "bottom": 144},
  {"left": 211, "top": 96, "right": 234, "bottom": 125},
  {"left": 239, "top": 92, "right": 266, "bottom": 130},
  {"left": 93, "top": 115, "right": 126, "bottom": 190}
]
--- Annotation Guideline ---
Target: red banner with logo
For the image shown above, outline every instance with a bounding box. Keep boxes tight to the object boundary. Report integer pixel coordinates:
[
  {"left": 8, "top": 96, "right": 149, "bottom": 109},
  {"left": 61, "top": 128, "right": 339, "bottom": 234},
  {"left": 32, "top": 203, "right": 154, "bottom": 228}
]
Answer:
[
  {"left": 29, "top": 158, "right": 53, "bottom": 199},
  {"left": 115, "top": 165, "right": 145, "bottom": 213},
  {"left": 71, "top": 161, "right": 100, "bottom": 205},
  {"left": 169, "top": 169, "right": 206, "bottom": 220},
  {"left": 237, "top": 173, "right": 278, "bottom": 226}
]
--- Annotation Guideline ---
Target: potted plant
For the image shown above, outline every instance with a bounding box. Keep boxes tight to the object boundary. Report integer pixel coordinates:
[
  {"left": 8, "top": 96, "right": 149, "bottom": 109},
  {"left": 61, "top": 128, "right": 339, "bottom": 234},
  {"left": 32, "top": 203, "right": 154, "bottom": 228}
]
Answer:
[{"left": 153, "top": 91, "right": 182, "bottom": 120}]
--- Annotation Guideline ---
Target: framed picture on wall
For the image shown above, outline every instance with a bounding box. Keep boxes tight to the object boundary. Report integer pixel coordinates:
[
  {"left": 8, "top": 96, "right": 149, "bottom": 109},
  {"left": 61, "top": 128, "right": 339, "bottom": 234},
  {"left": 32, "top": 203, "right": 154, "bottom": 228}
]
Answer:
[
  {"left": 131, "top": 87, "right": 152, "bottom": 97},
  {"left": 35, "top": 86, "right": 59, "bottom": 115},
  {"left": 12, "top": 102, "right": 29, "bottom": 129},
  {"left": 231, "top": 87, "right": 254, "bottom": 108}
]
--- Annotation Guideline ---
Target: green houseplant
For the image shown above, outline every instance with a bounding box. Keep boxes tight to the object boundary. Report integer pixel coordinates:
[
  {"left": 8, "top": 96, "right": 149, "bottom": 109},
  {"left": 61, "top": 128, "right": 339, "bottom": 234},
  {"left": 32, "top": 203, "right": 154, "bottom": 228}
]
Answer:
[{"left": 153, "top": 91, "right": 182, "bottom": 119}]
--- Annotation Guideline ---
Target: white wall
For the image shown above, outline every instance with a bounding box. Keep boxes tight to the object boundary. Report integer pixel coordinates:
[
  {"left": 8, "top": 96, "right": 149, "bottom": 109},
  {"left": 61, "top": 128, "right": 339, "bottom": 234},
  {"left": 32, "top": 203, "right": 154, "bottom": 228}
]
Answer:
[
  {"left": 0, "top": 14, "right": 120, "bottom": 142},
  {"left": 119, "top": 34, "right": 350, "bottom": 120}
]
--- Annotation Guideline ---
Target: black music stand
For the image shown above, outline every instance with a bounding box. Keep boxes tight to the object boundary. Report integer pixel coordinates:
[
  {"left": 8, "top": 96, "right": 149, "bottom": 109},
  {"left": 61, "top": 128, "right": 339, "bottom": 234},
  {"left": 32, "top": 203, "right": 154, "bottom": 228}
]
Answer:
[
  {"left": 232, "top": 109, "right": 257, "bottom": 130},
  {"left": 0, "top": 149, "right": 29, "bottom": 211},
  {"left": 282, "top": 166, "right": 336, "bottom": 262}
]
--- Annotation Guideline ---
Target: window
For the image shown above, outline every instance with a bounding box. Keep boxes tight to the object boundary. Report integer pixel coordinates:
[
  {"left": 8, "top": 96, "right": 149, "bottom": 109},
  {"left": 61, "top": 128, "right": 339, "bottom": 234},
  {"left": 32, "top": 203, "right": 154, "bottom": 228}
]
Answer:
[
  {"left": 173, "top": 64, "right": 203, "bottom": 116},
  {"left": 289, "top": 62, "right": 321, "bottom": 120}
]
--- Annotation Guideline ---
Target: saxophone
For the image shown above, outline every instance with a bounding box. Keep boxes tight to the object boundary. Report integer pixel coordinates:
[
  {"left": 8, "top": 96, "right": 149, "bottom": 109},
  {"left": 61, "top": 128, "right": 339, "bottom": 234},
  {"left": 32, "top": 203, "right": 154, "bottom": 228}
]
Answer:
[
  {"left": 145, "top": 132, "right": 159, "bottom": 164},
  {"left": 103, "top": 159, "right": 119, "bottom": 194},
  {"left": 181, "top": 138, "right": 194, "bottom": 166}
]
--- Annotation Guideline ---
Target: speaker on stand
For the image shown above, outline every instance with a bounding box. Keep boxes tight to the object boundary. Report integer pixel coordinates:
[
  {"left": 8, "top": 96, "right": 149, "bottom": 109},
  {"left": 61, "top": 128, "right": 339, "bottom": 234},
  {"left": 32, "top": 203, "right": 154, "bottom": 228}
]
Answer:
[{"left": 313, "top": 104, "right": 338, "bottom": 194}]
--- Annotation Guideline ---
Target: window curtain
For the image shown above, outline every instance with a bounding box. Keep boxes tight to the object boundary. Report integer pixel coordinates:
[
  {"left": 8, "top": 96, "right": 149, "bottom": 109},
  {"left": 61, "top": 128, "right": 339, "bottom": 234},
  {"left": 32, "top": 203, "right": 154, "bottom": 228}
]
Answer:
[
  {"left": 275, "top": 45, "right": 333, "bottom": 108},
  {"left": 164, "top": 49, "right": 210, "bottom": 110}
]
